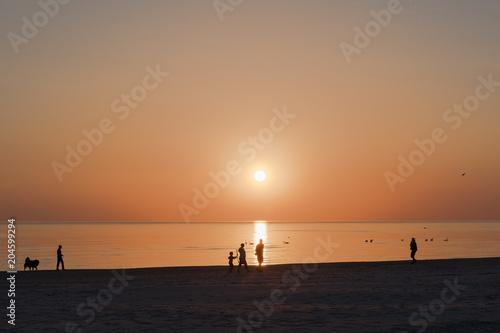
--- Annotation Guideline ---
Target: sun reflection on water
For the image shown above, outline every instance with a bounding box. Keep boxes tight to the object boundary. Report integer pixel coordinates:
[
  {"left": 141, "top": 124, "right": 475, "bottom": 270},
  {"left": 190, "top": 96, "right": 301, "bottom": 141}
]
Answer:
[{"left": 253, "top": 221, "right": 267, "bottom": 265}]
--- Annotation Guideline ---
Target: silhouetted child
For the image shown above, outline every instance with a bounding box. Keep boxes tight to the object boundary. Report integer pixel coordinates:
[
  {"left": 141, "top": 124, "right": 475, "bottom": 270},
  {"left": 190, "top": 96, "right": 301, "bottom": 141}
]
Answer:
[{"left": 228, "top": 251, "right": 238, "bottom": 273}]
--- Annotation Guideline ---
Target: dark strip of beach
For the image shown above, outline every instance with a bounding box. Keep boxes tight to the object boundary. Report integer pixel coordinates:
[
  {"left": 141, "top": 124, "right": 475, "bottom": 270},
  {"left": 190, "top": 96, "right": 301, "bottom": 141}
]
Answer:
[{"left": 12, "top": 257, "right": 500, "bottom": 332}]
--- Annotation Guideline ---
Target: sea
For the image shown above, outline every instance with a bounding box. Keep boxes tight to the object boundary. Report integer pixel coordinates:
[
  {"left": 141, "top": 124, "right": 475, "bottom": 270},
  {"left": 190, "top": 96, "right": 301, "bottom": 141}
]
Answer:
[{"left": 2, "top": 221, "right": 499, "bottom": 271}]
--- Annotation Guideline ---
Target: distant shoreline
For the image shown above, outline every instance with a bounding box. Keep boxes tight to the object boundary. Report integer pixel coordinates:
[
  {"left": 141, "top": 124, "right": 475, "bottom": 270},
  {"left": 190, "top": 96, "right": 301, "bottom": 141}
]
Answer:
[
  {"left": 5, "top": 220, "right": 500, "bottom": 224},
  {"left": 5, "top": 221, "right": 499, "bottom": 272},
  {"left": 11, "top": 256, "right": 500, "bottom": 273}
]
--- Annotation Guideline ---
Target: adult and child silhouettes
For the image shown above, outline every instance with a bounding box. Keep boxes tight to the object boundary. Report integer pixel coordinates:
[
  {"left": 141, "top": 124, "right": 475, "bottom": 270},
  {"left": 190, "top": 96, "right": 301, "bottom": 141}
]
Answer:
[
  {"left": 229, "top": 240, "right": 265, "bottom": 273},
  {"left": 410, "top": 238, "right": 417, "bottom": 264},
  {"left": 57, "top": 244, "right": 65, "bottom": 270}
]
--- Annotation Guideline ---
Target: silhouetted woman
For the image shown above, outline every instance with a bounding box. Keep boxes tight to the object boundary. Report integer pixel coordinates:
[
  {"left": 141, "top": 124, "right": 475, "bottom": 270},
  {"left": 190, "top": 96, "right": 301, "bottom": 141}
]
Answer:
[{"left": 410, "top": 238, "right": 417, "bottom": 264}]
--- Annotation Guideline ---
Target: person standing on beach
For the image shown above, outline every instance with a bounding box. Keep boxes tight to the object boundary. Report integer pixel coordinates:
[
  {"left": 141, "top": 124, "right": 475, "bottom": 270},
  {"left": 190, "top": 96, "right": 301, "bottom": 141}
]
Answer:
[
  {"left": 410, "top": 238, "right": 417, "bottom": 264},
  {"left": 255, "top": 239, "right": 264, "bottom": 272},
  {"left": 57, "top": 245, "right": 65, "bottom": 270},
  {"left": 237, "top": 243, "right": 249, "bottom": 273},
  {"left": 228, "top": 251, "right": 237, "bottom": 273}
]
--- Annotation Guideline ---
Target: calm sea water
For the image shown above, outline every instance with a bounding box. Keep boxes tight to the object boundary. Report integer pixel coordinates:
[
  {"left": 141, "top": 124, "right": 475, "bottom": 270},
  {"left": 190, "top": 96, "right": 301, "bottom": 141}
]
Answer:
[{"left": 2, "top": 221, "right": 499, "bottom": 271}]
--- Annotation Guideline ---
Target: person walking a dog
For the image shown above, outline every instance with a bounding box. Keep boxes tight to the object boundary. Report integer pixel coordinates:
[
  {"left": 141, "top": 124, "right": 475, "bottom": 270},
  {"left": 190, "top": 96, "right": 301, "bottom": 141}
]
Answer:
[{"left": 57, "top": 245, "right": 65, "bottom": 270}]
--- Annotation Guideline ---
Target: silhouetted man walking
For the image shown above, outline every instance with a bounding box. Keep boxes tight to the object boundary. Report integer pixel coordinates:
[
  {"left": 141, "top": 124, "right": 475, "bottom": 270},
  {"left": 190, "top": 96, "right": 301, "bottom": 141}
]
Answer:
[
  {"left": 57, "top": 245, "right": 65, "bottom": 270},
  {"left": 410, "top": 238, "right": 417, "bottom": 264}
]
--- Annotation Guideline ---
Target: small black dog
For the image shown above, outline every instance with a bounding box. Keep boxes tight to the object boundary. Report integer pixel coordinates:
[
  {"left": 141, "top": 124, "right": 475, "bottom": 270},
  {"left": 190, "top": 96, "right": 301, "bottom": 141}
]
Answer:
[{"left": 24, "top": 257, "right": 40, "bottom": 271}]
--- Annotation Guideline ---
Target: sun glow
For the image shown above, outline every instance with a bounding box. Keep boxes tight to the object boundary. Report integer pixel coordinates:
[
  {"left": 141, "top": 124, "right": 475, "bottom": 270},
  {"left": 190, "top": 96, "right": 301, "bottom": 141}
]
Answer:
[{"left": 254, "top": 170, "right": 266, "bottom": 182}]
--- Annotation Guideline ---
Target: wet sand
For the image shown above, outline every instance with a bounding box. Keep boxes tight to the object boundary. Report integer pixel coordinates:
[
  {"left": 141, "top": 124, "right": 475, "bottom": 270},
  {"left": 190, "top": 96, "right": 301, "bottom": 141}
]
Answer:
[{"left": 11, "top": 257, "right": 500, "bottom": 332}]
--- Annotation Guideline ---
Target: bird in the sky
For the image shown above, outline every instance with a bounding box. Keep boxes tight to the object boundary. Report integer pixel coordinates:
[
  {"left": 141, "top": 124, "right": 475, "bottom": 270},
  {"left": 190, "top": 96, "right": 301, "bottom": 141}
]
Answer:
[{"left": 462, "top": 173, "right": 466, "bottom": 176}]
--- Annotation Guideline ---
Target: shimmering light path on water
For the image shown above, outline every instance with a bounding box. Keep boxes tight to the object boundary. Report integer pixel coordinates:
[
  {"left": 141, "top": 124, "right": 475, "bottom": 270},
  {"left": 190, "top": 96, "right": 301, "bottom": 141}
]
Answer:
[{"left": 2, "top": 221, "right": 499, "bottom": 270}]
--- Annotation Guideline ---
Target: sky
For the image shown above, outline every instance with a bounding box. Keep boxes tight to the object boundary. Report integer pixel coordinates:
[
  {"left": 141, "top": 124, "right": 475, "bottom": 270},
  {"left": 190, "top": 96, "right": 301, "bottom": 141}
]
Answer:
[{"left": 1, "top": 0, "right": 499, "bottom": 222}]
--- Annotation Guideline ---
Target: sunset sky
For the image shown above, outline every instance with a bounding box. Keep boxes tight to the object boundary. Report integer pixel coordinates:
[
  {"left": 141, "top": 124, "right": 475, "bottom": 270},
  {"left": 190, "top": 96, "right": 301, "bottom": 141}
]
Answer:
[{"left": 1, "top": 0, "right": 499, "bottom": 222}]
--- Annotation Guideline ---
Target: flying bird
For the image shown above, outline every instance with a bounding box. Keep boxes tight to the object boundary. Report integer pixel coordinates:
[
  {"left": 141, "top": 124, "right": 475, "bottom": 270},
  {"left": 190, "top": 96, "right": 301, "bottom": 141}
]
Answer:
[{"left": 462, "top": 173, "right": 466, "bottom": 176}]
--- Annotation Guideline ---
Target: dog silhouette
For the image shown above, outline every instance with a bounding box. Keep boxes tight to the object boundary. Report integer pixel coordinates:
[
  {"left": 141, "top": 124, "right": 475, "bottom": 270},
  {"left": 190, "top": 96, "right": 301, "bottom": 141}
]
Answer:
[{"left": 24, "top": 257, "right": 40, "bottom": 271}]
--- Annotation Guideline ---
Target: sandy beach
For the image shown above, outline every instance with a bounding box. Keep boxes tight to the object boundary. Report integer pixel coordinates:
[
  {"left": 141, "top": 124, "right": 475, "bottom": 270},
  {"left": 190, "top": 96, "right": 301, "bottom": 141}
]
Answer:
[{"left": 10, "top": 257, "right": 500, "bottom": 332}]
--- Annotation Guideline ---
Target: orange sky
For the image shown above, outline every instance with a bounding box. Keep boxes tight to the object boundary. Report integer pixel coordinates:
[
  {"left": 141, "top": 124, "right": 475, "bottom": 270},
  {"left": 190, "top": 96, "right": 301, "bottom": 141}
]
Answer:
[{"left": 1, "top": 0, "right": 499, "bottom": 222}]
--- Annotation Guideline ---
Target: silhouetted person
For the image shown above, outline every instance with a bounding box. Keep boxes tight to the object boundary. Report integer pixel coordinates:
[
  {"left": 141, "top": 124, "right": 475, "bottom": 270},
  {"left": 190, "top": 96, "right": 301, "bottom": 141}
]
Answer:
[
  {"left": 255, "top": 239, "right": 264, "bottom": 272},
  {"left": 237, "top": 243, "right": 249, "bottom": 273},
  {"left": 228, "top": 251, "right": 237, "bottom": 273},
  {"left": 57, "top": 245, "right": 65, "bottom": 270},
  {"left": 410, "top": 238, "right": 417, "bottom": 264}
]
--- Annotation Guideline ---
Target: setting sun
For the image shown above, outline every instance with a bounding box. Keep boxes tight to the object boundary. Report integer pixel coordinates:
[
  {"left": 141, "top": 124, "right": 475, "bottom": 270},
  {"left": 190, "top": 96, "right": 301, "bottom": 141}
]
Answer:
[{"left": 254, "top": 170, "right": 266, "bottom": 182}]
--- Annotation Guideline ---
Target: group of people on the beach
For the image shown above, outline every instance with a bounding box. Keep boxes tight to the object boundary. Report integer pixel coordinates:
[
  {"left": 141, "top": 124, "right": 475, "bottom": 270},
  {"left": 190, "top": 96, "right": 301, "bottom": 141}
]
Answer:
[
  {"left": 226, "top": 237, "right": 418, "bottom": 273},
  {"left": 45, "top": 238, "right": 418, "bottom": 272},
  {"left": 228, "top": 239, "right": 264, "bottom": 273}
]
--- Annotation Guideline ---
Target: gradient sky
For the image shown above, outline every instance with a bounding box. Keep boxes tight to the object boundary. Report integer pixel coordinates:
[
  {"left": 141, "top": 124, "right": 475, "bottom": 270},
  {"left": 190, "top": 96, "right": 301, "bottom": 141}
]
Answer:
[{"left": 1, "top": 0, "right": 499, "bottom": 222}]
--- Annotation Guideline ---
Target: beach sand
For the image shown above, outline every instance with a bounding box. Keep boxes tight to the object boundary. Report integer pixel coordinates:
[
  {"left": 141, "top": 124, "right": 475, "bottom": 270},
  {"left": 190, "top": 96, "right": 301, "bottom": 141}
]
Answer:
[{"left": 11, "top": 257, "right": 500, "bottom": 332}]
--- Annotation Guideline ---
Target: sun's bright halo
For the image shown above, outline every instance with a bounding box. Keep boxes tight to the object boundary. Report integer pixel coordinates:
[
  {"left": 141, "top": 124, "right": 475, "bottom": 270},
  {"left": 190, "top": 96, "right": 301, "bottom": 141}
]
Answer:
[{"left": 254, "top": 170, "right": 266, "bottom": 182}]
